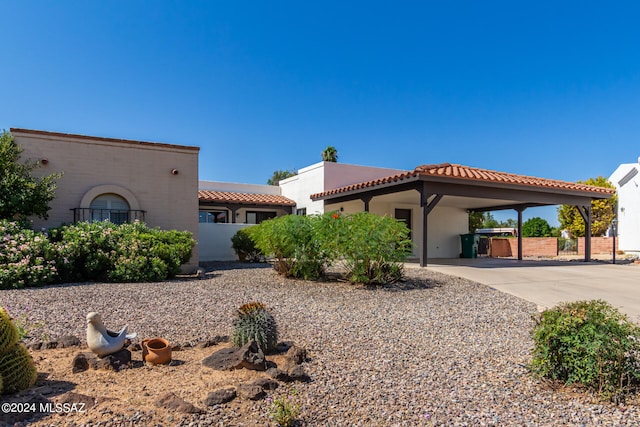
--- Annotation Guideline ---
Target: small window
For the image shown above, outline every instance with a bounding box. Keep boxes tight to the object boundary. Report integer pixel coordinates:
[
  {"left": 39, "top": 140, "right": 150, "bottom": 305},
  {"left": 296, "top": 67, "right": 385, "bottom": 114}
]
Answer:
[
  {"left": 246, "top": 211, "right": 277, "bottom": 224},
  {"left": 199, "top": 210, "right": 228, "bottom": 223},
  {"left": 90, "top": 194, "right": 130, "bottom": 225},
  {"left": 296, "top": 208, "right": 307, "bottom": 216}
]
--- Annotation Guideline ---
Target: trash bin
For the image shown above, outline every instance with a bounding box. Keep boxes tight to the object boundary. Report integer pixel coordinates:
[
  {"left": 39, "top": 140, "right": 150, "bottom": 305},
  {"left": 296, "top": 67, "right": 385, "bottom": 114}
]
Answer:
[{"left": 460, "top": 234, "right": 479, "bottom": 258}]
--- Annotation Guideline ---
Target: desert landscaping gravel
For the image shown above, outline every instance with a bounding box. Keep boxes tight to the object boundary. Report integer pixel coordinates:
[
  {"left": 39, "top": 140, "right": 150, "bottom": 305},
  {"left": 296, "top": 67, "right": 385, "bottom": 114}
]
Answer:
[{"left": 2, "top": 261, "right": 639, "bottom": 426}]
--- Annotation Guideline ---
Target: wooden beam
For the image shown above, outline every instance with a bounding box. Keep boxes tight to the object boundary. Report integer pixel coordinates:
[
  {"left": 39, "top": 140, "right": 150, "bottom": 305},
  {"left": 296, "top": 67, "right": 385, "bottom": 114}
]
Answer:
[
  {"left": 419, "top": 187, "right": 443, "bottom": 267},
  {"left": 362, "top": 195, "right": 372, "bottom": 212}
]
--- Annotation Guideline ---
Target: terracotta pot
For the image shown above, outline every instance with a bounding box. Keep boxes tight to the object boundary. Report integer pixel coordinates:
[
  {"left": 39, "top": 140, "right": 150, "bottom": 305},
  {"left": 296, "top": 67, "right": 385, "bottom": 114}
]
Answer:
[{"left": 142, "top": 338, "right": 172, "bottom": 365}]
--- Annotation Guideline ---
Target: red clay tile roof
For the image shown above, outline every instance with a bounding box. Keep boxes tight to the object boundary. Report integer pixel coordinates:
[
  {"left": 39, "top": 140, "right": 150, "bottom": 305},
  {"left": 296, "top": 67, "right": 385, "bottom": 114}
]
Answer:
[
  {"left": 199, "top": 190, "right": 296, "bottom": 206},
  {"left": 311, "top": 163, "right": 615, "bottom": 199}
]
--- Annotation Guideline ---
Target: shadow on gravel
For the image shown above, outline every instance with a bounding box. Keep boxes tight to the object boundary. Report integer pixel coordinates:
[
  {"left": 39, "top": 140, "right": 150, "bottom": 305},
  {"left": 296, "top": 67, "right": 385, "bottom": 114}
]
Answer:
[
  {"left": 199, "top": 261, "right": 272, "bottom": 272},
  {"left": 375, "top": 277, "right": 443, "bottom": 292},
  {"left": 0, "top": 373, "right": 76, "bottom": 425}
]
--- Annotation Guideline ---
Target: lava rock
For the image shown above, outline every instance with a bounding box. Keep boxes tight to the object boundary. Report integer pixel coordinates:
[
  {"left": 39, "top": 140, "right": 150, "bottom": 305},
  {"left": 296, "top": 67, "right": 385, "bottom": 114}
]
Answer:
[
  {"left": 155, "top": 392, "right": 204, "bottom": 414},
  {"left": 57, "top": 335, "right": 82, "bottom": 348},
  {"left": 285, "top": 345, "right": 307, "bottom": 365},
  {"left": 266, "top": 367, "right": 291, "bottom": 382},
  {"left": 252, "top": 377, "right": 279, "bottom": 390},
  {"left": 77, "top": 349, "right": 132, "bottom": 371},
  {"left": 204, "top": 388, "right": 237, "bottom": 406},
  {"left": 237, "top": 383, "right": 266, "bottom": 400},
  {"left": 202, "top": 340, "right": 266, "bottom": 371},
  {"left": 72, "top": 353, "right": 90, "bottom": 373}
]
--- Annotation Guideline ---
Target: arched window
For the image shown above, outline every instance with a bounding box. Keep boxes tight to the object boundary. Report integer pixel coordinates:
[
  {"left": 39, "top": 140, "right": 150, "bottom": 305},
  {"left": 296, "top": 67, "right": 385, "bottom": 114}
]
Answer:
[{"left": 90, "top": 194, "right": 130, "bottom": 224}]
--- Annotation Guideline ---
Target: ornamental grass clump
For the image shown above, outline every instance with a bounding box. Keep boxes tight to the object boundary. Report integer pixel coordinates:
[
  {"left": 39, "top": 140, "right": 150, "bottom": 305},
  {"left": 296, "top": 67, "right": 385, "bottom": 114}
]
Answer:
[
  {"left": 232, "top": 302, "right": 278, "bottom": 352},
  {"left": 530, "top": 299, "right": 640, "bottom": 402}
]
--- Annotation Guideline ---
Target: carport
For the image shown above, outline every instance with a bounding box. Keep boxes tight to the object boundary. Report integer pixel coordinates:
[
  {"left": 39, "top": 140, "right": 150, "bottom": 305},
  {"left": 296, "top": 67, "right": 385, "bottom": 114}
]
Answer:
[{"left": 311, "top": 163, "right": 615, "bottom": 267}]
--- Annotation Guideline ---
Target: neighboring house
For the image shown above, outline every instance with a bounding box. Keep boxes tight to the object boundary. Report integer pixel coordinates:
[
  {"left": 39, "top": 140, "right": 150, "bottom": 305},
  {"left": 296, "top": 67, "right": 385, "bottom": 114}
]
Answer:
[
  {"left": 283, "top": 161, "right": 614, "bottom": 265},
  {"left": 610, "top": 158, "right": 640, "bottom": 255},
  {"left": 12, "top": 128, "right": 200, "bottom": 271},
  {"left": 198, "top": 181, "right": 295, "bottom": 261}
]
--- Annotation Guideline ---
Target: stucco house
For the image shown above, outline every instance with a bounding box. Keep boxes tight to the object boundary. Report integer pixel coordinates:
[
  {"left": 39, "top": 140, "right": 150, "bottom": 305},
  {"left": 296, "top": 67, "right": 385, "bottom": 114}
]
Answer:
[
  {"left": 10, "top": 127, "right": 615, "bottom": 267},
  {"left": 198, "top": 161, "right": 614, "bottom": 264},
  {"left": 12, "top": 128, "right": 200, "bottom": 271},
  {"left": 198, "top": 181, "right": 295, "bottom": 261},
  {"left": 610, "top": 157, "right": 640, "bottom": 255},
  {"left": 280, "top": 161, "right": 614, "bottom": 265}
]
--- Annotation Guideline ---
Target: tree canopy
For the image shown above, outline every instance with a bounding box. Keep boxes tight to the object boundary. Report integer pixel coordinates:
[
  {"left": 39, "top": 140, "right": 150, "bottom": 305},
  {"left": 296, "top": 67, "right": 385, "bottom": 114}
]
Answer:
[
  {"left": 522, "top": 217, "right": 552, "bottom": 237},
  {"left": 267, "top": 169, "right": 296, "bottom": 185},
  {"left": 0, "top": 130, "right": 61, "bottom": 220},
  {"left": 468, "top": 211, "right": 516, "bottom": 232},
  {"left": 557, "top": 177, "right": 616, "bottom": 237},
  {"left": 321, "top": 146, "right": 338, "bottom": 162}
]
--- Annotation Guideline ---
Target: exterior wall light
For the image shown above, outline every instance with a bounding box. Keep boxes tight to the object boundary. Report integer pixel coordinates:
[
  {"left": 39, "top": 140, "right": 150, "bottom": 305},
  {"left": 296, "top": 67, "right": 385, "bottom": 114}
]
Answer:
[
  {"left": 41, "top": 158, "right": 49, "bottom": 165},
  {"left": 171, "top": 169, "right": 179, "bottom": 175}
]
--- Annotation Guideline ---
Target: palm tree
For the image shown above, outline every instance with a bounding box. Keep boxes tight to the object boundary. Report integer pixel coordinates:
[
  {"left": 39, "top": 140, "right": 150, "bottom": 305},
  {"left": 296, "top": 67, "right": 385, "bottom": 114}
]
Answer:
[{"left": 321, "top": 146, "right": 338, "bottom": 162}]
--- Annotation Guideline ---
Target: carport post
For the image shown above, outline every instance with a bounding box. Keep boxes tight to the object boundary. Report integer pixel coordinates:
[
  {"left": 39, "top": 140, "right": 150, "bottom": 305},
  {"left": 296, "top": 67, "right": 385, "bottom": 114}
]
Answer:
[
  {"left": 584, "top": 207, "right": 592, "bottom": 262},
  {"left": 516, "top": 208, "right": 524, "bottom": 260},
  {"left": 576, "top": 205, "right": 592, "bottom": 262}
]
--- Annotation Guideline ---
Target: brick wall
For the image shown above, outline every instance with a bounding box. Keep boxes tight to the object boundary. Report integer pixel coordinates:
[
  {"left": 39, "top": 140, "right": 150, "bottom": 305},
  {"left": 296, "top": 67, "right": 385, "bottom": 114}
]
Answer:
[
  {"left": 490, "top": 237, "right": 618, "bottom": 257},
  {"left": 504, "top": 238, "right": 558, "bottom": 257},
  {"left": 578, "top": 237, "right": 618, "bottom": 254}
]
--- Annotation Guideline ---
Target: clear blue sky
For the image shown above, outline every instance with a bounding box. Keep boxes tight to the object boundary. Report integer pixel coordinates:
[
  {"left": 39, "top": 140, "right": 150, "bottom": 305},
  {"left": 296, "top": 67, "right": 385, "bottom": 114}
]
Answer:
[{"left": 3, "top": 1, "right": 639, "bottom": 226}]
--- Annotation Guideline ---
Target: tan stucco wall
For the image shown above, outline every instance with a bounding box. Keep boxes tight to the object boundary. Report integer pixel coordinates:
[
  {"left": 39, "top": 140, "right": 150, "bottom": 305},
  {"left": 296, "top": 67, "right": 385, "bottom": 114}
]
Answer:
[{"left": 12, "top": 129, "right": 200, "bottom": 271}]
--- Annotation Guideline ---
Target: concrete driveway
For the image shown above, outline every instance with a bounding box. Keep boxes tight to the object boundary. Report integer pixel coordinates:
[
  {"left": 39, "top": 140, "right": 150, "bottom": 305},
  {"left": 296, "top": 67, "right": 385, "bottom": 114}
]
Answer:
[{"left": 419, "top": 258, "right": 640, "bottom": 323}]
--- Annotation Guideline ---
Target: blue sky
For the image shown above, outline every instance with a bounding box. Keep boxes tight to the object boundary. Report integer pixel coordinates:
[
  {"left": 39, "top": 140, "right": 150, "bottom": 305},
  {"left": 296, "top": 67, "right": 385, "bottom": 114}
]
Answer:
[{"left": 2, "top": 1, "right": 639, "bottom": 226}]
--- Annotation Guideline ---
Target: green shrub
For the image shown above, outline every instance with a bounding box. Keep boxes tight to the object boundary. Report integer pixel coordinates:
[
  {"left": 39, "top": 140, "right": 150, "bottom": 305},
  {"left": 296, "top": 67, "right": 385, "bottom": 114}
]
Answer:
[
  {"left": 248, "top": 212, "right": 412, "bottom": 284},
  {"left": 318, "top": 212, "right": 412, "bottom": 285},
  {"left": 247, "top": 215, "right": 328, "bottom": 280},
  {"left": 231, "top": 302, "right": 278, "bottom": 352},
  {"left": 48, "top": 221, "right": 117, "bottom": 282},
  {"left": 231, "top": 228, "right": 262, "bottom": 262},
  {"left": 530, "top": 299, "right": 640, "bottom": 401},
  {"left": 0, "top": 220, "right": 58, "bottom": 289},
  {"left": 49, "top": 221, "right": 195, "bottom": 283},
  {"left": 268, "top": 388, "right": 302, "bottom": 427}
]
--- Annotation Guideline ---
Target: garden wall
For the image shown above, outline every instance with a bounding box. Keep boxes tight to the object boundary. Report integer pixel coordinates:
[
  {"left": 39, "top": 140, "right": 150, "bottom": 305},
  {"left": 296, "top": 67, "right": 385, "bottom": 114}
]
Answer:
[
  {"left": 199, "top": 223, "right": 250, "bottom": 261},
  {"left": 504, "top": 238, "right": 557, "bottom": 257},
  {"left": 578, "top": 237, "right": 618, "bottom": 254},
  {"left": 491, "top": 237, "right": 618, "bottom": 258}
]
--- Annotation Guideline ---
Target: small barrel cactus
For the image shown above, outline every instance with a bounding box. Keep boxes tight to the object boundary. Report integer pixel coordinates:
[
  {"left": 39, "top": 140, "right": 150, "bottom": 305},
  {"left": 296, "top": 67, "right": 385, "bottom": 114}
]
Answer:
[
  {"left": 0, "top": 307, "right": 19, "bottom": 355},
  {"left": 0, "top": 307, "right": 37, "bottom": 394},
  {"left": 0, "top": 343, "right": 37, "bottom": 394},
  {"left": 232, "top": 302, "right": 278, "bottom": 352}
]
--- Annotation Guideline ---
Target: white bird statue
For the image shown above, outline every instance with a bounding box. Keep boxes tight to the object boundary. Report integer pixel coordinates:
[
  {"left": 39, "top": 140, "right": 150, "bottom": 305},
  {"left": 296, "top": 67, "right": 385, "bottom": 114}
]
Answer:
[{"left": 86, "top": 312, "right": 137, "bottom": 357}]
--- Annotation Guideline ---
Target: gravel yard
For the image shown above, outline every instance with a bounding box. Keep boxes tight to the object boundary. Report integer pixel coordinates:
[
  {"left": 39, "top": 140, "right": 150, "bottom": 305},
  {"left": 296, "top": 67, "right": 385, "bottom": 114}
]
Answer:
[{"left": 2, "top": 262, "right": 638, "bottom": 426}]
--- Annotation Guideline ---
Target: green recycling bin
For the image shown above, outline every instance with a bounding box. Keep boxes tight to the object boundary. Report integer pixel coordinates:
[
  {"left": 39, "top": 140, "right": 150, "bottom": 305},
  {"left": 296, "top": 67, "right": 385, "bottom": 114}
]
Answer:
[{"left": 460, "top": 233, "right": 479, "bottom": 258}]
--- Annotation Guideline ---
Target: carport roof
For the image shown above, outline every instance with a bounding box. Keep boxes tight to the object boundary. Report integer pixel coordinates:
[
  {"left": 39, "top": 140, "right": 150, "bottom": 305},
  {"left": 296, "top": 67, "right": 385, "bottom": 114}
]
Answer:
[{"left": 311, "top": 163, "right": 614, "bottom": 206}]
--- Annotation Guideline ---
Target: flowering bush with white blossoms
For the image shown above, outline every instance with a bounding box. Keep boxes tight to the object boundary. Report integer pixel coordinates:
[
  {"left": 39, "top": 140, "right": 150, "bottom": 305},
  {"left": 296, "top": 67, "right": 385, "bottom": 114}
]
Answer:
[
  {"left": 0, "top": 220, "right": 58, "bottom": 289},
  {"left": 49, "top": 221, "right": 195, "bottom": 283},
  {"left": 0, "top": 220, "right": 195, "bottom": 288}
]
